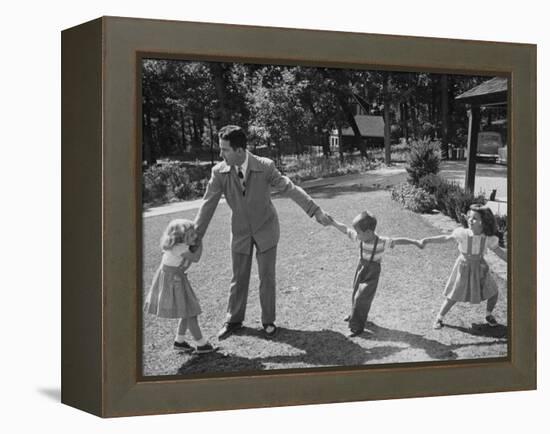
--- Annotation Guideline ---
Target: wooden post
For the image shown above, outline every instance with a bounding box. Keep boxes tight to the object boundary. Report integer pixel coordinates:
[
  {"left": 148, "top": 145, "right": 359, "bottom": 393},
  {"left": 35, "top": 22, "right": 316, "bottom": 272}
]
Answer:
[
  {"left": 465, "top": 105, "right": 481, "bottom": 194},
  {"left": 440, "top": 74, "right": 449, "bottom": 159}
]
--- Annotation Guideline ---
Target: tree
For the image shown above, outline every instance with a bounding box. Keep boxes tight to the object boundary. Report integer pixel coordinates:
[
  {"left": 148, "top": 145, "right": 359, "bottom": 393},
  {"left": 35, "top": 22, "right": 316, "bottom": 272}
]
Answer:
[
  {"left": 321, "top": 68, "right": 368, "bottom": 159},
  {"left": 248, "top": 66, "right": 311, "bottom": 157}
]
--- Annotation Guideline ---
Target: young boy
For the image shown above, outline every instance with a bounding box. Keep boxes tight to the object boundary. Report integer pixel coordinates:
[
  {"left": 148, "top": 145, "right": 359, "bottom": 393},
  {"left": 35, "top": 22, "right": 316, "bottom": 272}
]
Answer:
[{"left": 330, "top": 211, "right": 422, "bottom": 337}]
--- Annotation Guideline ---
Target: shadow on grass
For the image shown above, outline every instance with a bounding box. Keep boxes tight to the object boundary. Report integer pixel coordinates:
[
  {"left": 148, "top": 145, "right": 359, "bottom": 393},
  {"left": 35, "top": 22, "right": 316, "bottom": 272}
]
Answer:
[
  {"left": 241, "top": 326, "right": 401, "bottom": 367},
  {"left": 177, "top": 326, "right": 402, "bottom": 375},
  {"left": 355, "top": 323, "right": 460, "bottom": 360},
  {"left": 176, "top": 322, "right": 508, "bottom": 375},
  {"left": 444, "top": 323, "right": 508, "bottom": 339},
  {"left": 361, "top": 322, "right": 507, "bottom": 360},
  {"left": 177, "top": 351, "right": 264, "bottom": 375}
]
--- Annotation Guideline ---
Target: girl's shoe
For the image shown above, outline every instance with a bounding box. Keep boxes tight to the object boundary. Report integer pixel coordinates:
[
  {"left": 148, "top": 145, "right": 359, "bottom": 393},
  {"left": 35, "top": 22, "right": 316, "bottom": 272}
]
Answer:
[
  {"left": 433, "top": 318, "right": 444, "bottom": 329},
  {"left": 173, "top": 340, "right": 194, "bottom": 353},
  {"left": 193, "top": 343, "right": 217, "bottom": 355},
  {"left": 485, "top": 315, "right": 499, "bottom": 327}
]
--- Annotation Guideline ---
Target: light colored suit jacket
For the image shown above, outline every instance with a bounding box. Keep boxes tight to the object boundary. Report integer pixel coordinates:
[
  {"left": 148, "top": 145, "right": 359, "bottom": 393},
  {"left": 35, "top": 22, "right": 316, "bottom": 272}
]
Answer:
[{"left": 194, "top": 152, "right": 320, "bottom": 254}]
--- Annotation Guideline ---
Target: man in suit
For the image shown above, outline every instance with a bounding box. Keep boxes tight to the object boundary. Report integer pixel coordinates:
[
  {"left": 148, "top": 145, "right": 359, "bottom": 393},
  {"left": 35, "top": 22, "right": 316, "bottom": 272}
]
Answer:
[{"left": 194, "top": 125, "right": 332, "bottom": 339}]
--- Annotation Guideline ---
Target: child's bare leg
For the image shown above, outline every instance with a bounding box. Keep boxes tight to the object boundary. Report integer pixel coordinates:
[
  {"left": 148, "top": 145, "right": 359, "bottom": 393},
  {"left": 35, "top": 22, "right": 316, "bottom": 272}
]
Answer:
[
  {"left": 485, "top": 293, "right": 499, "bottom": 326},
  {"left": 433, "top": 298, "right": 456, "bottom": 328},
  {"left": 175, "top": 318, "right": 188, "bottom": 342},
  {"left": 438, "top": 298, "right": 457, "bottom": 318},
  {"left": 486, "top": 293, "right": 498, "bottom": 313},
  {"left": 187, "top": 316, "right": 207, "bottom": 346}
]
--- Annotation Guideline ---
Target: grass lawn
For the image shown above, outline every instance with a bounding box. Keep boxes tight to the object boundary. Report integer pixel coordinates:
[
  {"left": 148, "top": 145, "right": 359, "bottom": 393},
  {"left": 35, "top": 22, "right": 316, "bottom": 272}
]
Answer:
[{"left": 142, "top": 186, "right": 508, "bottom": 377}]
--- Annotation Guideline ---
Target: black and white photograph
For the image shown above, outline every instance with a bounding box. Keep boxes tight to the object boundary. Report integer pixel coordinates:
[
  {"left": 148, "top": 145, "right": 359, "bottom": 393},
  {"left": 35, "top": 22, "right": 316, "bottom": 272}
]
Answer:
[
  {"left": 140, "top": 59, "right": 509, "bottom": 377},
  {"left": 4, "top": 0, "right": 546, "bottom": 430}
]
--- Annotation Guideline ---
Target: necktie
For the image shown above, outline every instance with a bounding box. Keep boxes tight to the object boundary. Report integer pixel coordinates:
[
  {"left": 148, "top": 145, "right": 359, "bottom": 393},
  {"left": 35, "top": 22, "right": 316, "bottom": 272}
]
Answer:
[{"left": 238, "top": 167, "right": 246, "bottom": 196}]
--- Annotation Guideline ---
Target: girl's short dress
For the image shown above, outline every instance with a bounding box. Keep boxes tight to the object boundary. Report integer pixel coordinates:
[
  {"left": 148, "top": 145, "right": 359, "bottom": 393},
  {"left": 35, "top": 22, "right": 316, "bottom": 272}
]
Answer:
[
  {"left": 144, "top": 246, "right": 202, "bottom": 319},
  {"left": 444, "top": 227, "right": 499, "bottom": 304}
]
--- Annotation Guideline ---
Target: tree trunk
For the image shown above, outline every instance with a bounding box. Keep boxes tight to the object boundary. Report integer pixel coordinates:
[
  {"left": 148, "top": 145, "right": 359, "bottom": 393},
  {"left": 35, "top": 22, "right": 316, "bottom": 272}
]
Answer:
[
  {"left": 157, "top": 112, "right": 168, "bottom": 157},
  {"left": 440, "top": 74, "right": 449, "bottom": 159},
  {"left": 465, "top": 105, "right": 481, "bottom": 194},
  {"left": 142, "top": 99, "right": 156, "bottom": 165},
  {"left": 209, "top": 63, "right": 230, "bottom": 127},
  {"left": 402, "top": 101, "right": 409, "bottom": 141},
  {"left": 179, "top": 110, "right": 187, "bottom": 154},
  {"left": 431, "top": 77, "right": 438, "bottom": 128},
  {"left": 191, "top": 118, "right": 199, "bottom": 149},
  {"left": 383, "top": 73, "right": 391, "bottom": 164},
  {"left": 340, "top": 97, "right": 365, "bottom": 159},
  {"left": 337, "top": 125, "right": 344, "bottom": 163},
  {"left": 322, "top": 132, "right": 331, "bottom": 157},
  {"left": 409, "top": 97, "right": 419, "bottom": 140},
  {"left": 208, "top": 116, "right": 216, "bottom": 166},
  {"left": 197, "top": 116, "right": 204, "bottom": 149}
]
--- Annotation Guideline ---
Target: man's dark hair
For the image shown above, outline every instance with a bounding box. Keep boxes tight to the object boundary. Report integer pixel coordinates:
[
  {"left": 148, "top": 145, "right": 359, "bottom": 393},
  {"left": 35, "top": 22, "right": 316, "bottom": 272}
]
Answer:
[{"left": 218, "top": 125, "right": 247, "bottom": 150}]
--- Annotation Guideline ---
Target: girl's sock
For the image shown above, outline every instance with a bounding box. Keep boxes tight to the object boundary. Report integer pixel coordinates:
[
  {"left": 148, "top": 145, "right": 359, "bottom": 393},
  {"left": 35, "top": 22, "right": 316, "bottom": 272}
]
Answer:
[
  {"left": 486, "top": 310, "right": 493, "bottom": 316},
  {"left": 175, "top": 334, "right": 187, "bottom": 343},
  {"left": 195, "top": 337, "right": 207, "bottom": 347}
]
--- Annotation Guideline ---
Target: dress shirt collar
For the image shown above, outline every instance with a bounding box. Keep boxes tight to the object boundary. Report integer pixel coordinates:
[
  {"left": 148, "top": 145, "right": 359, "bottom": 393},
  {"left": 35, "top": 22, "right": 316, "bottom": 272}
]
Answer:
[{"left": 236, "top": 150, "right": 249, "bottom": 176}]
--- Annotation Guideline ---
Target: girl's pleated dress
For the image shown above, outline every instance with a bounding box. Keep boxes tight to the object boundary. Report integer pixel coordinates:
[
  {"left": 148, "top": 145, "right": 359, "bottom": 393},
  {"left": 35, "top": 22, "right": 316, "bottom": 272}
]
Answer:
[
  {"left": 444, "top": 227, "right": 499, "bottom": 304},
  {"left": 144, "top": 245, "right": 202, "bottom": 319}
]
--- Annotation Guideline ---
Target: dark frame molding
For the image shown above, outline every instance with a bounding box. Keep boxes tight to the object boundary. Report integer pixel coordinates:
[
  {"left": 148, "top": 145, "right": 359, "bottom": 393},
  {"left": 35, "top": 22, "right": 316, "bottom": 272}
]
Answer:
[{"left": 61, "top": 16, "right": 536, "bottom": 417}]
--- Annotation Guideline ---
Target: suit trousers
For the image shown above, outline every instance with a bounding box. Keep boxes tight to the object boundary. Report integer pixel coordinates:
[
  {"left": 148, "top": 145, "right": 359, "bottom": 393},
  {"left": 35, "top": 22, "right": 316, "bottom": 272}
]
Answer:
[{"left": 226, "top": 243, "right": 277, "bottom": 325}]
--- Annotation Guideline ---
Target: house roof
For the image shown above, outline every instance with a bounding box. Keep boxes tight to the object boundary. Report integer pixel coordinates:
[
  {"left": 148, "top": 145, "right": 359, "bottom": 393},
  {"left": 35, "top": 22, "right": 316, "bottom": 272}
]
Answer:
[
  {"left": 455, "top": 77, "right": 508, "bottom": 105},
  {"left": 336, "top": 115, "right": 385, "bottom": 138}
]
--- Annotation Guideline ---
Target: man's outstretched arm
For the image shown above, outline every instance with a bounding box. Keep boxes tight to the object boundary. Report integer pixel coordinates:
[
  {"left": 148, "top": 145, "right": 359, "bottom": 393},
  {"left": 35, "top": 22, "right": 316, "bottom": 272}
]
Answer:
[
  {"left": 268, "top": 161, "right": 330, "bottom": 225},
  {"left": 194, "top": 170, "right": 223, "bottom": 239}
]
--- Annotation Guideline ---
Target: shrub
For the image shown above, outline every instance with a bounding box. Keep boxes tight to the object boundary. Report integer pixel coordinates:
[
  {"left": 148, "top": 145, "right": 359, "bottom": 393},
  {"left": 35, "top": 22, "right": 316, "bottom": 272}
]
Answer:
[
  {"left": 392, "top": 173, "right": 488, "bottom": 227},
  {"left": 174, "top": 178, "right": 209, "bottom": 201},
  {"left": 495, "top": 214, "right": 507, "bottom": 247},
  {"left": 174, "top": 182, "right": 193, "bottom": 200},
  {"left": 390, "top": 183, "right": 437, "bottom": 214},
  {"left": 142, "top": 162, "right": 211, "bottom": 204},
  {"left": 419, "top": 174, "right": 486, "bottom": 224},
  {"left": 142, "top": 165, "right": 170, "bottom": 203},
  {"left": 418, "top": 173, "right": 445, "bottom": 195},
  {"left": 406, "top": 139, "right": 441, "bottom": 186},
  {"left": 281, "top": 154, "right": 378, "bottom": 184}
]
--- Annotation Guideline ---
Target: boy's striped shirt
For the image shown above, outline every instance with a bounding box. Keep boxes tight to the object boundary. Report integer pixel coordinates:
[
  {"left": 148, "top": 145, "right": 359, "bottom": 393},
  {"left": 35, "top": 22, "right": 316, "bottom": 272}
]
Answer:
[{"left": 346, "top": 229, "right": 394, "bottom": 262}]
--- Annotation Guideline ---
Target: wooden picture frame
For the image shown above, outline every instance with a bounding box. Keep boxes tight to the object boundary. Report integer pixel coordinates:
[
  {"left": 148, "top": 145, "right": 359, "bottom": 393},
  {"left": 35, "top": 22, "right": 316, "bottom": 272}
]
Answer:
[{"left": 61, "top": 16, "right": 536, "bottom": 417}]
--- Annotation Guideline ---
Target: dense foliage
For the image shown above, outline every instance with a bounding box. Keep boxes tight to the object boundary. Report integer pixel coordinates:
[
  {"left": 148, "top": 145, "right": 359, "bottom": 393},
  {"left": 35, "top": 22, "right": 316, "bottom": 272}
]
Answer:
[
  {"left": 406, "top": 139, "right": 441, "bottom": 186},
  {"left": 142, "top": 59, "right": 490, "bottom": 165}
]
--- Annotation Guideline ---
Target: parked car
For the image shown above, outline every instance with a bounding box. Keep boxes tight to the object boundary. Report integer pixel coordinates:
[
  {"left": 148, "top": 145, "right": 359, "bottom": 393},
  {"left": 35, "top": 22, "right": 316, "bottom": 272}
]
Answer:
[
  {"left": 497, "top": 146, "right": 507, "bottom": 165},
  {"left": 477, "top": 131, "right": 504, "bottom": 163}
]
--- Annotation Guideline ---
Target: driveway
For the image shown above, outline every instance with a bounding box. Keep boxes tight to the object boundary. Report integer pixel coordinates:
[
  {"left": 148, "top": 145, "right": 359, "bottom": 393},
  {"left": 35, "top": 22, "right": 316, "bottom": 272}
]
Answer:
[{"left": 439, "top": 160, "right": 508, "bottom": 201}]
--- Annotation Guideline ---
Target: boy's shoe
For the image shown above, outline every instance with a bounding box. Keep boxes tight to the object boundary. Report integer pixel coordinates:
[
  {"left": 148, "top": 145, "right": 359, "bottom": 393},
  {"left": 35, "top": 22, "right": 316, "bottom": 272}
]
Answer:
[
  {"left": 193, "top": 343, "right": 217, "bottom": 355},
  {"left": 485, "top": 315, "right": 499, "bottom": 327},
  {"left": 348, "top": 329, "right": 363, "bottom": 337},
  {"left": 433, "top": 318, "right": 444, "bottom": 329},
  {"left": 173, "top": 340, "right": 194, "bottom": 353}
]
